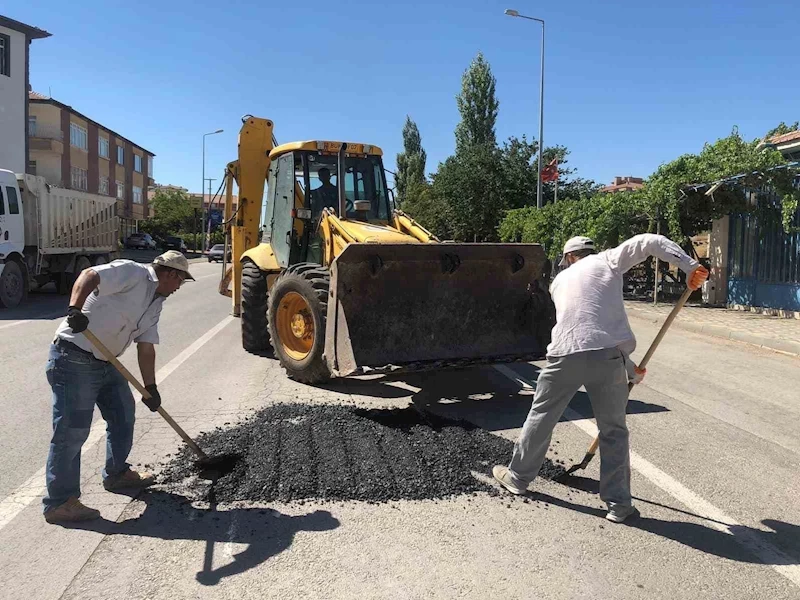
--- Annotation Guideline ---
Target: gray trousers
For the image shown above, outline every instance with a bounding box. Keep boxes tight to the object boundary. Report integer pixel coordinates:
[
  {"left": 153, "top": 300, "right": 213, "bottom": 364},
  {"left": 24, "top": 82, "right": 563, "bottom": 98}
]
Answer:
[{"left": 508, "top": 348, "right": 632, "bottom": 507}]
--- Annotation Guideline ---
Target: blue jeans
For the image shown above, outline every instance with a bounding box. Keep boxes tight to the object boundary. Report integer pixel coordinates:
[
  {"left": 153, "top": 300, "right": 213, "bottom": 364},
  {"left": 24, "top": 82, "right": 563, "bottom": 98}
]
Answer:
[{"left": 43, "top": 342, "right": 136, "bottom": 512}]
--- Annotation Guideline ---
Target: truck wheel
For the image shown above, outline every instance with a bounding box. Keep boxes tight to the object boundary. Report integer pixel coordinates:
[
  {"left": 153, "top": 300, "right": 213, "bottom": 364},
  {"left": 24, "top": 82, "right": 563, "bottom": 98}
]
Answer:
[
  {"left": 241, "top": 260, "right": 271, "bottom": 353},
  {"left": 268, "top": 264, "right": 331, "bottom": 384},
  {"left": 0, "top": 260, "right": 27, "bottom": 308}
]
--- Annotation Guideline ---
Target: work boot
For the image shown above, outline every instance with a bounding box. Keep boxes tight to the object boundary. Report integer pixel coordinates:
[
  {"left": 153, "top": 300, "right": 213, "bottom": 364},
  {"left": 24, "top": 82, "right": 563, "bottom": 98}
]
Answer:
[
  {"left": 103, "top": 469, "right": 155, "bottom": 492},
  {"left": 44, "top": 497, "right": 101, "bottom": 524},
  {"left": 492, "top": 465, "right": 528, "bottom": 496},
  {"left": 606, "top": 504, "right": 639, "bottom": 523}
]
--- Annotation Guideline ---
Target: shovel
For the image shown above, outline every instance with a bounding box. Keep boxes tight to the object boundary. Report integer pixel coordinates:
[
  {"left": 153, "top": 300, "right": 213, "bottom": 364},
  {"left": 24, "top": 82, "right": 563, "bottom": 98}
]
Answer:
[
  {"left": 562, "top": 286, "right": 693, "bottom": 477},
  {"left": 81, "top": 328, "right": 238, "bottom": 479}
]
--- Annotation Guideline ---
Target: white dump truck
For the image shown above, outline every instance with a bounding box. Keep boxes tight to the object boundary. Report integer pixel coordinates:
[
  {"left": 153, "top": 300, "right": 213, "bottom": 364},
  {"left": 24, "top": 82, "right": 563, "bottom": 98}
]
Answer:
[{"left": 0, "top": 169, "right": 119, "bottom": 308}]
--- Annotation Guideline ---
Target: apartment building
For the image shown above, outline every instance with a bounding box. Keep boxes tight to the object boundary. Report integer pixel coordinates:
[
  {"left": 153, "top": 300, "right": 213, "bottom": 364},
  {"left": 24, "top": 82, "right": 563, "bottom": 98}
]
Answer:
[
  {"left": 28, "top": 91, "right": 155, "bottom": 239},
  {"left": 0, "top": 15, "right": 50, "bottom": 173},
  {"left": 600, "top": 176, "right": 644, "bottom": 193}
]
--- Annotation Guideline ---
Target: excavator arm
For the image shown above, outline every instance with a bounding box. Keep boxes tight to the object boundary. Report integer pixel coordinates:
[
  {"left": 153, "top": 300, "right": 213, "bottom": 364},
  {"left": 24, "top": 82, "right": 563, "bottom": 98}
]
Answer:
[{"left": 218, "top": 117, "right": 275, "bottom": 314}]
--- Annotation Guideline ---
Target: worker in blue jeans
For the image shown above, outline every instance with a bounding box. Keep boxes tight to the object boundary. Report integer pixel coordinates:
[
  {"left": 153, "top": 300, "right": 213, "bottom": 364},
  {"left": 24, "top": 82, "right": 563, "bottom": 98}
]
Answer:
[
  {"left": 43, "top": 251, "right": 193, "bottom": 524},
  {"left": 494, "top": 234, "right": 708, "bottom": 523}
]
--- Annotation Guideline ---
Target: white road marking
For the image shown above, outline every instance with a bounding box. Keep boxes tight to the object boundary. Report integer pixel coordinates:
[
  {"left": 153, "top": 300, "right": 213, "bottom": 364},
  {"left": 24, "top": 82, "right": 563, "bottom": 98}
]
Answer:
[
  {"left": 0, "top": 315, "right": 235, "bottom": 531},
  {"left": 492, "top": 363, "right": 800, "bottom": 589}
]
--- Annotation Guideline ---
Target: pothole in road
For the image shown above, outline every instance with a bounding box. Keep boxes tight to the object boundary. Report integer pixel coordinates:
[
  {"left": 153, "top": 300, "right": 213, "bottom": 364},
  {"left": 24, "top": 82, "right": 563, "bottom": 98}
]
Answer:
[{"left": 159, "top": 403, "right": 567, "bottom": 504}]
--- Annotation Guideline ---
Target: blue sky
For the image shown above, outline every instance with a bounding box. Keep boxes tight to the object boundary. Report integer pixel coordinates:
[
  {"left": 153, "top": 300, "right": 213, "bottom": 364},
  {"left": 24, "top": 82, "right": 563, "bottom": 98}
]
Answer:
[{"left": 9, "top": 0, "right": 798, "bottom": 192}]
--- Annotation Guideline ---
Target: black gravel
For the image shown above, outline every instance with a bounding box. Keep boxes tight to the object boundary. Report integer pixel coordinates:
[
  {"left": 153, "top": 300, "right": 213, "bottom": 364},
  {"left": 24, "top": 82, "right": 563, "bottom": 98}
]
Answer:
[{"left": 160, "top": 403, "right": 567, "bottom": 504}]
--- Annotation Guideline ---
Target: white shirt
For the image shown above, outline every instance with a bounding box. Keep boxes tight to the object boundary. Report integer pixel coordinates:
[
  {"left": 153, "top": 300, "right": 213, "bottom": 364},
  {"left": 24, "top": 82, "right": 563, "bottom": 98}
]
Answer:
[
  {"left": 547, "top": 234, "right": 699, "bottom": 357},
  {"left": 55, "top": 260, "right": 164, "bottom": 360}
]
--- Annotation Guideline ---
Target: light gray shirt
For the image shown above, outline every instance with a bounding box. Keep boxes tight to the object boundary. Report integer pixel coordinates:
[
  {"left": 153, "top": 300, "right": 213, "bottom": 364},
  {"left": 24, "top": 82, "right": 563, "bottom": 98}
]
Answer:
[
  {"left": 547, "top": 234, "right": 699, "bottom": 357},
  {"left": 55, "top": 260, "right": 164, "bottom": 360}
]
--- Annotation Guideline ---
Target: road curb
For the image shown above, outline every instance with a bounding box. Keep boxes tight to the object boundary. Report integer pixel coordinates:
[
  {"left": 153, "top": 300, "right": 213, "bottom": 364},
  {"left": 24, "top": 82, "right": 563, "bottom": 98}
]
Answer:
[{"left": 626, "top": 307, "right": 800, "bottom": 358}]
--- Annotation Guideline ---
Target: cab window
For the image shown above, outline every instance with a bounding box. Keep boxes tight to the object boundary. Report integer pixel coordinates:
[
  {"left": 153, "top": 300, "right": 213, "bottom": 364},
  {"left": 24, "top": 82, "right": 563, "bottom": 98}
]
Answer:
[{"left": 5, "top": 186, "right": 19, "bottom": 214}]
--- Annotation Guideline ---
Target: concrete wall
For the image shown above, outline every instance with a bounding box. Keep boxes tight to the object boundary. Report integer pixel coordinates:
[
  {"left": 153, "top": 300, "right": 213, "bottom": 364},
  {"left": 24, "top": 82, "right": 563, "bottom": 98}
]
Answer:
[
  {"left": 0, "top": 25, "right": 26, "bottom": 173},
  {"left": 29, "top": 151, "right": 61, "bottom": 185},
  {"left": 708, "top": 216, "right": 730, "bottom": 305}
]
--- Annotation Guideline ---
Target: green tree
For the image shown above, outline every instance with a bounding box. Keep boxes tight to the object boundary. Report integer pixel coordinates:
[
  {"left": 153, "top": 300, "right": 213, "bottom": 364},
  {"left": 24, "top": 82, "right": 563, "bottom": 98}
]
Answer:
[
  {"left": 454, "top": 52, "right": 499, "bottom": 152},
  {"left": 432, "top": 144, "right": 506, "bottom": 242},
  {"left": 499, "top": 135, "right": 538, "bottom": 210},
  {"left": 140, "top": 188, "right": 195, "bottom": 241},
  {"left": 395, "top": 116, "right": 427, "bottom": 206},
  {"left": 765, "top": 121, "right": 799, "bottom": 139},
  {"left": 400, "top": 180, "right": 450, "bottom": 239}
]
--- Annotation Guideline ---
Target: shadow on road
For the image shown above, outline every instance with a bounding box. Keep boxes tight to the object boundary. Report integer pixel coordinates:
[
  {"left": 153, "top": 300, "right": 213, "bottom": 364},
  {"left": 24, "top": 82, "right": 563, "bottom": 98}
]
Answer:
[
  {"left": 322, "top": 366, "right": 668, "bottom": 433},
  {"left": 535, "top": 491, "right": 800, "bottom": 566},
  {"left": 0, "top": 292, "right": 67, "bottom": 323},
  {"left": 59, "top": 489, "right": 340, "bottom": 586}
]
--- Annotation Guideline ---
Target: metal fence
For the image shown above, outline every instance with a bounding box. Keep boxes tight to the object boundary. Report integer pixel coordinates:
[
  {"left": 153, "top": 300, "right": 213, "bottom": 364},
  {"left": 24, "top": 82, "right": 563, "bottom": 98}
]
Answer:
[{"left": 728, "top": 185, "right": 800, "bottom": 311}]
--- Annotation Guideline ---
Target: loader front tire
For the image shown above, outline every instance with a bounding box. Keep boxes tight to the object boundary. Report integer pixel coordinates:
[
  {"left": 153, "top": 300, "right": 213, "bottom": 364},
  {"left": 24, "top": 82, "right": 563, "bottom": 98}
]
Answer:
[
  {"left": 241, "top": 260, "right": 271, "bottom": 353},
  {"left": 268, "top": 264, "right": 331, "bottom": 384}
]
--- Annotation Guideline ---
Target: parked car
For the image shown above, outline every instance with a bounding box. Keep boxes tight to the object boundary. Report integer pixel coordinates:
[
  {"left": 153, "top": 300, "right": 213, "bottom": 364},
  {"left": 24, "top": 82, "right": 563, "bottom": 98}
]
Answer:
[
  {"left": 208, "top": 244, "right": 231, "bottom": 262},
  {"left": 124, "top": 233, "right": 156, "bottom": 250},
  {"left": 163, "top": 236, "right": 188, "bottom": 253}
]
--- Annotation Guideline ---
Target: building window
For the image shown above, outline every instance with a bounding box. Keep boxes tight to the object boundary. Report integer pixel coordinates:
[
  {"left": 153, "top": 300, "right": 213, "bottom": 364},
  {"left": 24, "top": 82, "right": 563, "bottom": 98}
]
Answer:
[
  {"left": 134, "top": 154, "right": 142, "bottom": 173},
  {"left": 116, "top": 181, "right": 125, "bottom": 200},
  {"left": 99, "top": 176, "right": 109, "bottom": 195},
  {"left": 28, "top": 116, "right": 37, "bottom": 137},
  {"left": 147, "top": 156, "right": 153, "bottom": 177},
  {"left": 99, "top": 137, "right": 109, "bottom": 159},
  {"left": 28, "top": 160, "right": 37, "bottom": 175},
  {"left": 0, "top": 34, "right": 9, "bottom": 77},
  {"left": 70, "top": 123, "right": 88, "bottom": 151},
  {"left": 117, "top": 145, "right": 124, "bottom": 164},
  {"left": 133, "top": 186, "right": 143, "bottom": 204},
  {"left": 71, "top": 167, "right": 88, "bottom": 190}
]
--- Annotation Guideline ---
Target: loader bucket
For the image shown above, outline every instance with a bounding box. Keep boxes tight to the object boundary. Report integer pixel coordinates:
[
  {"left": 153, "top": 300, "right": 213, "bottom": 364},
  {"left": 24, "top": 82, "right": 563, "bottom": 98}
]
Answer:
[{"left": 325, "top": 243, "right": 553, "bottom": 377}]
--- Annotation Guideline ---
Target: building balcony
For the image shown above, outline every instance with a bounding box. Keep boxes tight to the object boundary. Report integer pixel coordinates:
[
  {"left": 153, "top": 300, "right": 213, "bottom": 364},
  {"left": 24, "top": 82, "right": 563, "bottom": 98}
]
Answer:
[{"left": 29, "top": 125, "right": 64, "bottom": 154}]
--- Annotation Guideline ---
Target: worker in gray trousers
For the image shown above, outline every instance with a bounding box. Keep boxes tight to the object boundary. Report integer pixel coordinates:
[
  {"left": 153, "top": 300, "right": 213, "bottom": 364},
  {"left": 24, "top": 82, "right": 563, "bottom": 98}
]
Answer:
[{"left": 494, "top": 234, "right": 708, "bottom": 523}]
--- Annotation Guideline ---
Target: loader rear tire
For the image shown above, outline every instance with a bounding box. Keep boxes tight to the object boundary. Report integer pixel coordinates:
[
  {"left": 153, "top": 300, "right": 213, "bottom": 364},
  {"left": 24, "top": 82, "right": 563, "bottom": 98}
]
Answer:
[
  {"left": 268, "top": 263, "right": 331, "bottom": 384},
  {"left": 241, "top": 260, "right": 271, "bottom": 353}
]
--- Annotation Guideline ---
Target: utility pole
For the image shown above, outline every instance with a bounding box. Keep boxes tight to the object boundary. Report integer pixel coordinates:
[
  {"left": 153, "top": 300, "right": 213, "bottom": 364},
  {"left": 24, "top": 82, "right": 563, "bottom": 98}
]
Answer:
[{"left": 654, "top": 210, "right": 661, "bottom": 305}]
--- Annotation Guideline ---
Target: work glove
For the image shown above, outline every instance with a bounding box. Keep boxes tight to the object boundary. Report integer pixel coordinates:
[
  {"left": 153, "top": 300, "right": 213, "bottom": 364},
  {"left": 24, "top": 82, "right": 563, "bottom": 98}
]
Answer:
[
  {"left": 632, "top": 366, "right": 647, "bottom": 385},
  {"left": 688, "top": 265, "right": 709, "bottom": 290},
  {"left": 66, "top": 306, "right": 89, "bottom": 334},
  {"left": 143, "top": 384, "right": 162, "bottom": 412}
]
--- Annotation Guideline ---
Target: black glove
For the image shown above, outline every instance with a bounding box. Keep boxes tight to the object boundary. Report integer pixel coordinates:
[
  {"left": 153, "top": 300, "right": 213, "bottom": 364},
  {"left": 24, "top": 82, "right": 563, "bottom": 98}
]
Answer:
[
  {"left": 143, "top": 384, "right": 162, "bottom": 412},
  {"left": 66, "top": 306, "right": 89, "bottom": 334}
]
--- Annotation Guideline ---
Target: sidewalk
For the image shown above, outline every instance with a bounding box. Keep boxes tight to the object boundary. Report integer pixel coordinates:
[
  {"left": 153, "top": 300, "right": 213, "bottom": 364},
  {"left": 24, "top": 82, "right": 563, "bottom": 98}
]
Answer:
[{"left": 625, "top": 300, "right": 800, "bottom": 357}]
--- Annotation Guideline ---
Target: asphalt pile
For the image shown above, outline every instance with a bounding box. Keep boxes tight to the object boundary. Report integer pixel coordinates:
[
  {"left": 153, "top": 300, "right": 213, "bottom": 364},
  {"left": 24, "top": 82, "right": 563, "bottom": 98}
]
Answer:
[{"left": 160, "top": 403, "right": 567, "bottom": 503}]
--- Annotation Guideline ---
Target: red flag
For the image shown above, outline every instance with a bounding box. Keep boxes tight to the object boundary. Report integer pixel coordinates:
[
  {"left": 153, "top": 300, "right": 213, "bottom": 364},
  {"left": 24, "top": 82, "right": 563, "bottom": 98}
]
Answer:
[{"left": 541, "top": 158, "right": 559, "bottom": 183}]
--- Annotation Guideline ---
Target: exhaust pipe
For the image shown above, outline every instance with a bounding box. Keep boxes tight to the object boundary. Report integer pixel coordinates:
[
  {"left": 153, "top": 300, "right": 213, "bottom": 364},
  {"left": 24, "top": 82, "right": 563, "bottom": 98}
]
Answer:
[{"left": 337, "top": 143, "right": 348, "bottom": 218}]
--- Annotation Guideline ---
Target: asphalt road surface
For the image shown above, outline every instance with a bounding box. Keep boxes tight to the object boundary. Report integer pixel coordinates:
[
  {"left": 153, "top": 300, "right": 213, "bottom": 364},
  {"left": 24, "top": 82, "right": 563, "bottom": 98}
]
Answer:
[{"left": 1, "top": 262, "right": 798, "bottom": 599}]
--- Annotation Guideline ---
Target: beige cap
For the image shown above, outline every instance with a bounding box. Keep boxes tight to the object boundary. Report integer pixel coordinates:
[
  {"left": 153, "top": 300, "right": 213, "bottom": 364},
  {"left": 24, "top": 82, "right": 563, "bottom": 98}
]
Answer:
[
  {"left": 558, "top": 236, "right": 596, "bottom": 267},
  {"left": 153, "top": 250, "right": 195, "bottom": 280}
]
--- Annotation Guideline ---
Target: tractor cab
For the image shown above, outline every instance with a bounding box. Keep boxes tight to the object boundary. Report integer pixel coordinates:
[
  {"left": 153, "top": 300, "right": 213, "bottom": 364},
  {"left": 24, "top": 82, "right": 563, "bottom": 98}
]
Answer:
[{"left": 263, "top": 141, "right": 394, "bottom": 266}]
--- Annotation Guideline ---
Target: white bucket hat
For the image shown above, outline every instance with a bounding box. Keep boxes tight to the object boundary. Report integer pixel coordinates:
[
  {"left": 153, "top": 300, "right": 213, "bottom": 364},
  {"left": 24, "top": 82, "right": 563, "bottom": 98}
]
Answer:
[
  {"left": 558, "top": 236, "right": 595, "bottom": 267},
  {"left": 153, "top": 250, "right": 195, "bottom": 280}
]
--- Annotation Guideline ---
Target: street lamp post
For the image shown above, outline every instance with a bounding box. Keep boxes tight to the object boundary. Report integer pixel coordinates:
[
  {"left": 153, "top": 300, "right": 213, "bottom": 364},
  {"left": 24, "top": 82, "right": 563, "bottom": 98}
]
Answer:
[
  {"left": 202, "top": 129, "right": 224, "bottom": 252},
  {"left": 505, "top": 9, "right": 545, "bottom": 209}
]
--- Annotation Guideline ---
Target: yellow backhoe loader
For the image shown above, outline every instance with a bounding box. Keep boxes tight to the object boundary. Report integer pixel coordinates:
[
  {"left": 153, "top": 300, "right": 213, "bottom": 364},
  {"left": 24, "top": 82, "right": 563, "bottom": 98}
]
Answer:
[{"left": 219, "top": 116, "right": 554, "bottom": 383}]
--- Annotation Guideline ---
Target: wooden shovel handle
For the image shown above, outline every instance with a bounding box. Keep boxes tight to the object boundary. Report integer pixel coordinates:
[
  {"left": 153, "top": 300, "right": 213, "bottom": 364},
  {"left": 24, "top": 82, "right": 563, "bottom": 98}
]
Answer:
[{"left": 81, "top": 329, "right": 208, "bottom": 460}]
